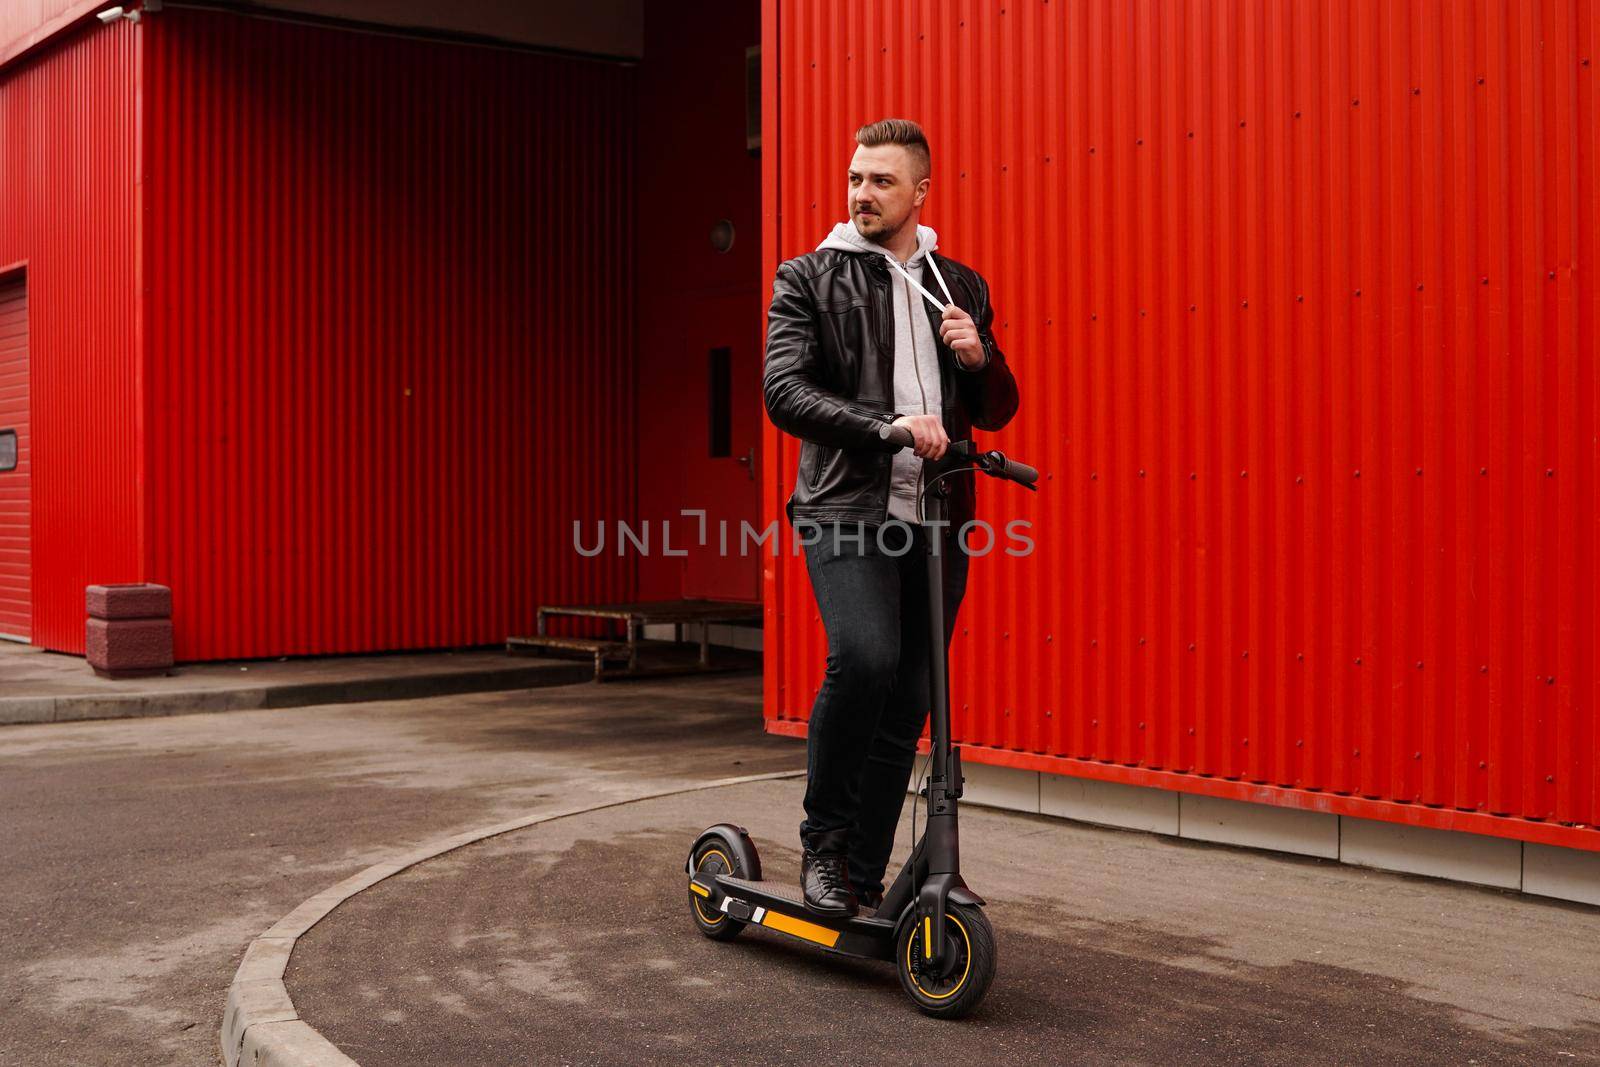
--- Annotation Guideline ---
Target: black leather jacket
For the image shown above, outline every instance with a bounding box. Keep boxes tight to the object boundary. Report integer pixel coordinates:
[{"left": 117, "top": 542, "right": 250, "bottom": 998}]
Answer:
[{"left": 763, "top": 247, "right": 1020, "bottom": 531}]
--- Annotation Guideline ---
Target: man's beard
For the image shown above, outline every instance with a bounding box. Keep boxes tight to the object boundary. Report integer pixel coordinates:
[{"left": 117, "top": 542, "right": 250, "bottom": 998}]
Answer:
[{"left": 853, "top": 211, "right": 905, "bottom": 245}]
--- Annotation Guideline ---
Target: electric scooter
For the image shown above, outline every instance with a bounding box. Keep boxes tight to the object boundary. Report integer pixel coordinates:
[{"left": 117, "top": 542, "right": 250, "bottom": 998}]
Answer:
[{"left": 685, "top": 427, "right": 1039, "bottom": 1018}]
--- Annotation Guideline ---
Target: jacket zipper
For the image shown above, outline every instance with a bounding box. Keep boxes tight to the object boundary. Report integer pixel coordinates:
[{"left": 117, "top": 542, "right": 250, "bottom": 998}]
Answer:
[{"left": 904, "top": 270, "right": 931, "bottom": 518}]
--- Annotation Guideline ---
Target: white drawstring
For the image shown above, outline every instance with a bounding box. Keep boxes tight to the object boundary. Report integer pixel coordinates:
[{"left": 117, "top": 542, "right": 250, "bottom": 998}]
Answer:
[{"left": 885, "top": 251, "right": 956, "bottom": 313}]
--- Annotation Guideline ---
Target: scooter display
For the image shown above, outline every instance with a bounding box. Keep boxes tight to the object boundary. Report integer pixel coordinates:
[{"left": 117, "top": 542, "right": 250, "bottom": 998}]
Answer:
[{"left": 685, "top": 427, "right": 1040, "bottom": 1018}]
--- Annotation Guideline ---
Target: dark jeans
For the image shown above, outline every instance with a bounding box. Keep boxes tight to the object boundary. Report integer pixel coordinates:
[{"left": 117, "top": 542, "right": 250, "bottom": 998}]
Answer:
[{"left": 798, "top": 520, "right": 969, "bottom": 899}]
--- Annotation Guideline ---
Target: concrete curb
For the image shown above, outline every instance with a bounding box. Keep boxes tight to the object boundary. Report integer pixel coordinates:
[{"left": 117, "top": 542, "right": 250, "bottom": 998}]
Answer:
[
  {"left": 222, "top": 768, "right": 807, "bottom": 1067},
  {"left": 0, "top": 662, "right": 593, "bottom": 727}
]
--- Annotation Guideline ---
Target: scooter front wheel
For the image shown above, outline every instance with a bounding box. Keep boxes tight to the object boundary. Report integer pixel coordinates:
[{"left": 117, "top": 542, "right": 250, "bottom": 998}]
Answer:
[{"left": 895, "top": 903, "right": 996, "bottom": 1018}]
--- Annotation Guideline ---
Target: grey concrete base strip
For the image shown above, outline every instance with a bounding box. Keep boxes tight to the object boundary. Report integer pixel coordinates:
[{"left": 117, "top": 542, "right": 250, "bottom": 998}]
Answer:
[
  {"left": 0, "top": 663, "right": 592, "bottom": 727},
  {"left": 223, "top": 768, "right": 807, "bottom": 1067}
]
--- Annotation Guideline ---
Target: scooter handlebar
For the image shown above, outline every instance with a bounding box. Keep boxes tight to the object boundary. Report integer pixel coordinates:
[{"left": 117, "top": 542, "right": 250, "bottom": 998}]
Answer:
[{"left": 877, "top": 422, "right": 1039, "bottom": 490}]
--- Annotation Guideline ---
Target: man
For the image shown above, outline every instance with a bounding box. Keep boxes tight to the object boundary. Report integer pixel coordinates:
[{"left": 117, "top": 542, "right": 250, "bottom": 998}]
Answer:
[{"left": 763, "top": 118, "right": 1020, "bottom": 917}]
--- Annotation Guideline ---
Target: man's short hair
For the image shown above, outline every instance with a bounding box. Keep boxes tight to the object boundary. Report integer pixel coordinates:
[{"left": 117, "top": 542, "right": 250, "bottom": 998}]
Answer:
[{"left": 854, "top": 118, "right": 931, "bottom": 181}]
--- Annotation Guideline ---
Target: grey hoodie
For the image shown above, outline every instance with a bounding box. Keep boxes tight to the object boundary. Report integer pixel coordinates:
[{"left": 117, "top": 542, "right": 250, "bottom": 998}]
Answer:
[{"left": 815, "top": 221, "right": 944, "bottom": 523}]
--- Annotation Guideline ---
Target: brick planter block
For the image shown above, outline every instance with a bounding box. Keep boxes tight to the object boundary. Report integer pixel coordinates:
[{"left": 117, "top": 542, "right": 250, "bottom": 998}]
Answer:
[
  {"left": 86, "top": 583, "right": 173, "bottom": 621},
  {"left": 86, "top": 617, "right": 174, "bottom": 678}
]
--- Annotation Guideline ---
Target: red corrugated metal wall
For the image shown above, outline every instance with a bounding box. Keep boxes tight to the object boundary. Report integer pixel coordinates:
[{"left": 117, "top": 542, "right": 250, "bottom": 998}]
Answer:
[
  {"left": 763, "top": 0, "right": 1600, "bottom": 851},
  {"left": 143, "top": 9, "right": 637, "bottom": 660},
  {"left": 0, "top": 22, "right": 143, "bottom": 654}
]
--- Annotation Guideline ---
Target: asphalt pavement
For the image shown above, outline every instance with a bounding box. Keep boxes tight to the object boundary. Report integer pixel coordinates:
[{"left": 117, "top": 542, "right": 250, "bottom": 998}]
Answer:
[{"left": 4, "top": 669, "right": 1599, "bottom": 1066}]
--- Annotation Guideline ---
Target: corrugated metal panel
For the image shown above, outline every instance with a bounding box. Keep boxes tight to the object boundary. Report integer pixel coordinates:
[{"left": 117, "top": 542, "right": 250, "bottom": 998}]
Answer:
[
  {"left": 0, "top": 274, "right": 30, "bottom": 641},
  {"left": 144, "top": 9, "right": 637, "bottom": 660},
  {"left": 764, "top": 0, "right": 1600, "bottom": 851},
  {"left": 0, "top": 22, "right": 143, "bottom": 654},
  {"left": 0, "top": 0, "right": 102, "bottom": 71}
]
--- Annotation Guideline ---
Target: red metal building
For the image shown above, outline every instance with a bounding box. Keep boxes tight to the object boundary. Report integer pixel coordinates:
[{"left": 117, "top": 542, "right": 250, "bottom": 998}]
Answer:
[
  {"left": 762, "top": 0, "right": 1600, "bottom": 856},
  {"left": 1, "top": 1, "right": 1596, "bottom": 861},
  {"left": 0, "top": 0, "right": 764, "bottom": 660}
]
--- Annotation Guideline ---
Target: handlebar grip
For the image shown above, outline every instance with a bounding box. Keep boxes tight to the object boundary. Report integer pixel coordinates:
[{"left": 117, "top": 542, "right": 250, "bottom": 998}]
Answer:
[
  {"left": 882, "top": 424, "right": 916, "bottom": 449},
  {"left": 1005, "top": 458, "right": 1040, "bottom": 486}
]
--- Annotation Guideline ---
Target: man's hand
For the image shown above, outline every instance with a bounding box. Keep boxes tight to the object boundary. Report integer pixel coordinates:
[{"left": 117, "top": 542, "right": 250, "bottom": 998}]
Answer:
[
  {"left": 890, "top": 413, "right": 949, "bottom": 459},
  {"left": 940, "top": 305, "right": 985, "bottom": 367}
]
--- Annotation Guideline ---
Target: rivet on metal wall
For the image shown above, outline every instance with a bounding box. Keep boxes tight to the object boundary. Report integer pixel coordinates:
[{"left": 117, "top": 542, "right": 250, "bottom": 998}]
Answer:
[
  {"left": 1354, "top": 657, "right": 1362, "bottom": 665},
  {"left": 1295, "top": 475, "right": 1304, "bottom": 484},
  {"left": 1188, "top": 643, "right": 1196, "bottom": 651}
]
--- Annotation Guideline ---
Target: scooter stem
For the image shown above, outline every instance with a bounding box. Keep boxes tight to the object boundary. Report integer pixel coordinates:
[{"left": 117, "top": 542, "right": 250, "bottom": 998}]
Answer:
[{"left": 917, "top": 479, "right": 960, "bottom": 969}]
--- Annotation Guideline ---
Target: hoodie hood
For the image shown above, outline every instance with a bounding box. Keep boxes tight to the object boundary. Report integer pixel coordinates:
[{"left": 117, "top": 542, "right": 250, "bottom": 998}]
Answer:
[{"left": 816, "top": 220, "right": 940, "bottom": 267}]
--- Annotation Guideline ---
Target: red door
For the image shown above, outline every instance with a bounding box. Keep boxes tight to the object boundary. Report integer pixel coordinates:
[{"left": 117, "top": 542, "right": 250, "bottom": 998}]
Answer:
[
  {"left": 0, "top": 273, "right": 28, "bottom": 641},
  {"left": 680, "top": 289, "right": 762, "bottom": 602}
]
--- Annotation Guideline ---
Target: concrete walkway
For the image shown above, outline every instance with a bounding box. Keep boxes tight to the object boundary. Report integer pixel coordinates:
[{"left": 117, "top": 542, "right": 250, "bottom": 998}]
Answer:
[{"left": 0, "top": 641, "right": 602, "bottom": 725}]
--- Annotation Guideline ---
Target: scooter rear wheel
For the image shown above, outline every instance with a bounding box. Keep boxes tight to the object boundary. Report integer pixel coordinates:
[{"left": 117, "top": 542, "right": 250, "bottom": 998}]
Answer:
[
  {"left": 688, "top": 842, "right": 745, "bottom": 941},
  {"left": 895, "top": 903, "right": 996, "bottom": 1018}
]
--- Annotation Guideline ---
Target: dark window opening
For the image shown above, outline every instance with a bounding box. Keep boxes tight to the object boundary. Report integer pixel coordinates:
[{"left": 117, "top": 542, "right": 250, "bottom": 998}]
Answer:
[
  {"left": 708, "top": 348, "right": 732, "bottom": 457},
  {"left": 0, "top": 430, "right": 15, "bottom": 472}
]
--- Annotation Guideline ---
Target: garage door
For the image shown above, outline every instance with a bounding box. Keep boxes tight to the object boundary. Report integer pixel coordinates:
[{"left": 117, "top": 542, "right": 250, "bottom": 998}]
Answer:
[{"left": 0, "top": 273, "right": 29, "bottom": 642}]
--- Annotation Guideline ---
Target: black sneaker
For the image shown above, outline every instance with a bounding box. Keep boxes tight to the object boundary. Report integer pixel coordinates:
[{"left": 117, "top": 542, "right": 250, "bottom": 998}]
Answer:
[{"left": 801, "top": 849, "right": 858, "bottom": 917}]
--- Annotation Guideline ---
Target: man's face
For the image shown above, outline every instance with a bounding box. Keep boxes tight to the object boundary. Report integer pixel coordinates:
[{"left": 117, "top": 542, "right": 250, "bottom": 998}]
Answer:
[{"left": 847, "top": 143, "right": 928, "bottom": 243}]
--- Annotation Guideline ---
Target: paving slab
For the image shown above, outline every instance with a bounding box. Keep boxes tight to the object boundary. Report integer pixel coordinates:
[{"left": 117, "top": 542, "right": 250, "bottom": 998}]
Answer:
[{"left": 287, "top": 779, "right": 1600, "bottom": 1066}]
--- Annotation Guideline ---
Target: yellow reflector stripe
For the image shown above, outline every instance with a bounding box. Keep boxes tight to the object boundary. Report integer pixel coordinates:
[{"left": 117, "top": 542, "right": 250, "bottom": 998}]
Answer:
[
  {"left": 689, "top": 882, "right": 710, "bottom": 898},
  {"left": 924, "top": 917, "right": 932, "bottom": 956},
  {"left": 761, "top": 909, "right": 841, "bottom": 948}
]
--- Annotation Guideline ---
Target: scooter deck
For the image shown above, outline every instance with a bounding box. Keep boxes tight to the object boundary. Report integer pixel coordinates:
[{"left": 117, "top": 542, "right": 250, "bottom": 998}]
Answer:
[{"left": 701, "top": 874, "right": 899, "bottom": 961}]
